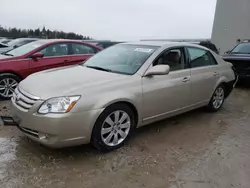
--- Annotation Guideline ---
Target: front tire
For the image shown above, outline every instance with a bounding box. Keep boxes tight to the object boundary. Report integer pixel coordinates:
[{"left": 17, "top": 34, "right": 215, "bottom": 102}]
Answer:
[
  {"left": 0, "top": 73, "right": 20, "bottom": 100},
  {"left": 91, "top": 103, "right": 135, "bottom": 152},
  {"left": 207, "top": 85, "right": 225, "bottom": 112}
]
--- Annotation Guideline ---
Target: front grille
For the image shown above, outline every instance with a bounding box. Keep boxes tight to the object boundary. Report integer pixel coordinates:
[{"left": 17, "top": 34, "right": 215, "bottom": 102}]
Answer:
[{"left": 12, "top": 87, "right": 39, "bottom": 112}]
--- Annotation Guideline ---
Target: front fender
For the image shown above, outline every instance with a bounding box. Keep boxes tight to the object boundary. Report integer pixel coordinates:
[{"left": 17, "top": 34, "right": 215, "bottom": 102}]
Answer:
[
  {"left": 93, "top": 91, "right": 143, "bottom": 125},
  {"left": 72, "top": 90, "right": 143, "bottom": 125}
]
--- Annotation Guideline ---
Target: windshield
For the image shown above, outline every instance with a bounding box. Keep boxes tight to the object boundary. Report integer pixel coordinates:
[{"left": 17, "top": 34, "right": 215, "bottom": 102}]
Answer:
[
  {"left": 7, "top": 39, "right": 23, "bottom": 47},
  {"left": 84, "top": 44, "right": 158, "bottom": 75},
  {"left": 231, "top": 43, "right": 250, "bottom": 54},
  {"left": 5, "top": 40, "right": 47, "bottom": 56}
]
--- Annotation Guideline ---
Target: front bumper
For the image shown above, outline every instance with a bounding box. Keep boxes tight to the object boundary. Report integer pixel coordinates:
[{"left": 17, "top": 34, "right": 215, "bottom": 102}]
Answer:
[{"left": 11, "top": 101, "right": 103, "bottom": 148}]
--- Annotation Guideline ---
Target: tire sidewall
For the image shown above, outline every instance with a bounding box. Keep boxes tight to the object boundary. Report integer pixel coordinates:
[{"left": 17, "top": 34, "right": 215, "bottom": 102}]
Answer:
[{"left": 91, "top": 104, "right": 135, "bottom": 152}]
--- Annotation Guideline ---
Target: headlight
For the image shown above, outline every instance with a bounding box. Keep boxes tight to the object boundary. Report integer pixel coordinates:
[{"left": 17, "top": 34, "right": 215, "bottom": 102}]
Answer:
[{"left": 38, "top": 96, "right": 80, "bottom": 114}]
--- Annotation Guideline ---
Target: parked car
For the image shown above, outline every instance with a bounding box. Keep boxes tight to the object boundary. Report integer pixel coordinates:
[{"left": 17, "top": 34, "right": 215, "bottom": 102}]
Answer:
[
  {"left": 0, "top": 38, "right": 12, "bottom": 44},
  {"left": 223, "top": 41, "right": 250, "bottom": 80},
  {"left": 11, "top": 41, "right": 236, "bottom": 151},
  {"left": 0, "top": 38, "right": 40, "bottom": 54},
  {"left": 0, "top": 42, "right": 9, "bottom": 48},
  {"left": 0, "top": 39, "right": 102, "bottom": 99}
]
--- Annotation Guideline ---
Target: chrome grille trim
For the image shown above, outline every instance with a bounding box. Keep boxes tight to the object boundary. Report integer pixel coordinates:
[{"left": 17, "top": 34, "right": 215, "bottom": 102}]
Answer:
[
  {"left": 18, "top": 87, "right": 40, "bottom": 100},
  {"left": 12, "top": 87, "right": 39, "bottom": 112}
]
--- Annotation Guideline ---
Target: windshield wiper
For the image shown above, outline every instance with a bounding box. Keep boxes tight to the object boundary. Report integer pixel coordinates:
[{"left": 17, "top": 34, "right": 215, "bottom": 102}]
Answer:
[
  {"left": 85, "top": 65, "right": 112, "bottom": 72},
  {"left": 3, "top": 53, "right": 13, "bottom": 56}
]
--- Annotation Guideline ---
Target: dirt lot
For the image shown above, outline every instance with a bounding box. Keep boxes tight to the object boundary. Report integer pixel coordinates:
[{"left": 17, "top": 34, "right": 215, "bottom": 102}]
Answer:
[{"left": 0, "top": 86, "right": 250, "bottom": 188}]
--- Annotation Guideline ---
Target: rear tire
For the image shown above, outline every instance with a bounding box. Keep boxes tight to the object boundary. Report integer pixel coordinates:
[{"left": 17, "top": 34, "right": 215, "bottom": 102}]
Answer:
[
  {"left": 91, "top": 103, "right": 135, "bottom": 152},
  {"left": 0, "top": 73, "right": 21, "bottom": 100},
  {"left": 207, "top": 85, "right": 225, "bottom": 112}
]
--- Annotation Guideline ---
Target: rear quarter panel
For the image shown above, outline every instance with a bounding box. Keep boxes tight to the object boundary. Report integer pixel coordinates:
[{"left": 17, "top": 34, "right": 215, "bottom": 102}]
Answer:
[{"left": 213, "top": 54, "right": 235, "bottom": 91}]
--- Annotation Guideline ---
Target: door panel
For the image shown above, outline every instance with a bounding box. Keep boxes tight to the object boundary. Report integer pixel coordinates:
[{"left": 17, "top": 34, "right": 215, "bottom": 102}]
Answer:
[
  {"left": 190, "top": 66, "right": 219, "bottom": 104},
  {"left": 142, "top": 69, "right": 191, "bottom": 120},
  {"left": 186, "top": 47, "right": 220, "bottom": 104},
  {"left": 29, "top": 42, "right": 72, "bottom": 74},
  {"left": 29, "top": 56, "right": 72, "bottom": 74}
]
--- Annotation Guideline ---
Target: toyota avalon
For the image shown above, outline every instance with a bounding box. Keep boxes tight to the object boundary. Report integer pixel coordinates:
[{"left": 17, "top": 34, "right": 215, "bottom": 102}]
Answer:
[{"left": 11, "top": 41, "right": 236, "bottom": 151}]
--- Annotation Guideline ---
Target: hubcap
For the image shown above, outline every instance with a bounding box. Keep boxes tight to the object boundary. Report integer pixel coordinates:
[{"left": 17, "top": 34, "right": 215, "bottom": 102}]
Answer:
[
  {"left": 0, "top": 78, "right": 18, "bottom": 98},
  {"left": 101, "top": 110, "right": 131, "bottom": 147},
  {"left": 212, "top": 87, "right": 224, "bottom": 109}
]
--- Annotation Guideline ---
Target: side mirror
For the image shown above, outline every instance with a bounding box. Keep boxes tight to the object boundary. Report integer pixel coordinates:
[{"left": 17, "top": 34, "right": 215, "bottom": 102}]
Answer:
[
  {"left": 144, "top": 65, "right": 170, "bottom": 77},
  {"left": 30, "top": 52, "right": 44, "bottom": 59}
]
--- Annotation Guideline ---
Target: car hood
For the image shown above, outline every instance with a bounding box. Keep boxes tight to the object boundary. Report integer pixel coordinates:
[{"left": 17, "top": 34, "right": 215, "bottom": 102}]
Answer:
[{"left": 19, "top": 65, "right": 130, "bottom": 99}]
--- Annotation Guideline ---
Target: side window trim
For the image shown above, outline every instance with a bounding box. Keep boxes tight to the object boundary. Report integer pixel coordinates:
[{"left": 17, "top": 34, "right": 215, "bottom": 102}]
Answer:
[
  {"left": 183, "top": 47, "right": 191, "bottom": 68},
  {"left": 206, "top": 51, "right": 218, "bottom": 65},
  {"left": 68, "top": 43, "right": 73, "bottom": 55}
]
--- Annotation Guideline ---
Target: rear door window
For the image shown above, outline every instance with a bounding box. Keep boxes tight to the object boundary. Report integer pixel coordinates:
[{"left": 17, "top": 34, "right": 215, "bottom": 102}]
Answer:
[
  {"left": 187, "top": 47, "right": 217, "bottom": 68},
  {"left": 71, "top": 43, "right": 97, "bottom": 54}
]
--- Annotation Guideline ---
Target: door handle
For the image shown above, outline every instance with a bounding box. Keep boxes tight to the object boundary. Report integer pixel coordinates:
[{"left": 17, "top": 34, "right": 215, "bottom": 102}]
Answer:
[
  {"left": 213, "top": 72, "right": 219, "bottom": 77},
  {"left": 182, "top": 77, "right": 190, "bottom": 82}
]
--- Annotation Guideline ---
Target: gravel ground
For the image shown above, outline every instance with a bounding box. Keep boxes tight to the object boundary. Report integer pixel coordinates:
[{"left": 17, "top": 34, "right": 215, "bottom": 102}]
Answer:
[{"left": 0, "top": 85, "right": 250, "bottom": 188}]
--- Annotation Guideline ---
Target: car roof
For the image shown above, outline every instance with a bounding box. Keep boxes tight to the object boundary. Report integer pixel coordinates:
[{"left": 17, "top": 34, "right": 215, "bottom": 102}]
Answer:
[
  {"left": 121, "top": 41, "right": 208, "bottom": 49},
  {"left": 31, "top": 39, "right": 103, "bottom": 50},
  {"left": 13, "top": 38, "right": 40, "bottom": 41},
  {"left": 36, "top": 39, "right": 96, "bottom": 43}
]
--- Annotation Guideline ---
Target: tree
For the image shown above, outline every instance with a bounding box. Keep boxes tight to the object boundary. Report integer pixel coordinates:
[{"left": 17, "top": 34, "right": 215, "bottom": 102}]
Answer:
[{"left": 0, "top": 25, "right": 89, "bottom": 40}]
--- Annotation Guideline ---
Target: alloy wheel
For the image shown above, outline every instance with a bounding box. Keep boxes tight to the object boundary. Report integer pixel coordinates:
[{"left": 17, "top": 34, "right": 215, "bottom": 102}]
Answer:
[
  {"left": 101, "top": 110, "right": 131, "bottom": 147},
  {"left": 212, "top": 87, "right": 224, "bottom": 109},
  {"left": 0, "top": 78, "right": 18, "bottom": 98}
]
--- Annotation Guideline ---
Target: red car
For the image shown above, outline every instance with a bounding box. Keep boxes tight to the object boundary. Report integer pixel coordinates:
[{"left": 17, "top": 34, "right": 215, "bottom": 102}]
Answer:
[{"left": 0, "top": 39, "right": 102, "bottom": 99}]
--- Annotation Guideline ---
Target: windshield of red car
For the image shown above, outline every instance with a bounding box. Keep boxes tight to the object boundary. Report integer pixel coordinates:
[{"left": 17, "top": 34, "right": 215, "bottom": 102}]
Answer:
[{"left": 5, "top": 40, "right": 47, "bottom": 56}]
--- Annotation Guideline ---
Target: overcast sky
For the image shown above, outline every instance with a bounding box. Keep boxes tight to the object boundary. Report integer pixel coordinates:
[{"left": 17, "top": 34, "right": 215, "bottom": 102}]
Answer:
[{"left": 1, "top": 0, "right": 217, "bottom": 40}]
